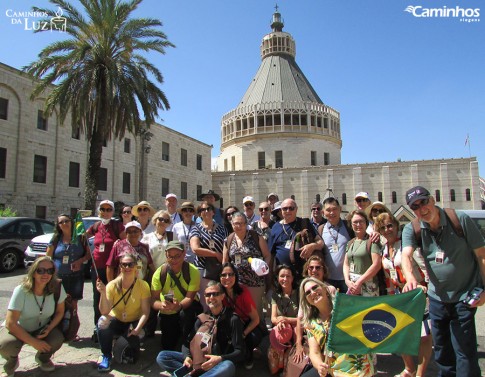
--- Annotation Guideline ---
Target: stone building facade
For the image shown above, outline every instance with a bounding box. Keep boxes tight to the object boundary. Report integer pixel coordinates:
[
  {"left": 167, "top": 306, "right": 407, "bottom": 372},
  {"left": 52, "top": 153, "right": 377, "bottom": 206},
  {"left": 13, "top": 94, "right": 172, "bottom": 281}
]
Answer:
[{"left": 0, "top": 62, "right": 212, "bottom": 219}]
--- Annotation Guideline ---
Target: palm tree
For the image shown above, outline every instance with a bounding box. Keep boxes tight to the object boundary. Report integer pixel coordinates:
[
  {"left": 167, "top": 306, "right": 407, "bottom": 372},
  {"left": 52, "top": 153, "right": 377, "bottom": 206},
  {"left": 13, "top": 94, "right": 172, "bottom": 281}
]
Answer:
[{"left": 24, "top": 0, "right": 174, "bottom": 211}]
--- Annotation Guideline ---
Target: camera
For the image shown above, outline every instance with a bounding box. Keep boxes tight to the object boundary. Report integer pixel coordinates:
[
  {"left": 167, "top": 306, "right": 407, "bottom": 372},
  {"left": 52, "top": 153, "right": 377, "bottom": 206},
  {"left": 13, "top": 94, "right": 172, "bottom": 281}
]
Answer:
[{"left": 463, "top": 287, "right": 483, "bottom": 306}]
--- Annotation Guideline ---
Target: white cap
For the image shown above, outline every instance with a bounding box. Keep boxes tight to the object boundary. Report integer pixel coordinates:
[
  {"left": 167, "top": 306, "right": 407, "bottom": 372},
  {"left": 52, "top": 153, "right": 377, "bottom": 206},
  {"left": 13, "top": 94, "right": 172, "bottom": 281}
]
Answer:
[
  {"left": 247, "top": 257, "right": 269, "bottom": 276},
  {"left": 243, "top": 196, "right": 255, "bottom": 204},
  {"left": 166, "top": 193, "right": 177, "bottom": 200},
  {"left": 99, "top": 200, "right": 114, "bottom": 210},
  {"left": 124, "top": 221, "right": 142, "bottom": 230}
]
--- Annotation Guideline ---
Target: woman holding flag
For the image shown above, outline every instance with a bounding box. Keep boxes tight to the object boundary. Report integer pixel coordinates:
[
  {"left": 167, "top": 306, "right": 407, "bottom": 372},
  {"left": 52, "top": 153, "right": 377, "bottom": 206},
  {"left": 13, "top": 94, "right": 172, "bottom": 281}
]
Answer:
[
  {"left": 46, "top": 213, "right": 91, "bottom": 312},
  {"left": 299, "top": 276, "right": 374, "bottom": 377}
]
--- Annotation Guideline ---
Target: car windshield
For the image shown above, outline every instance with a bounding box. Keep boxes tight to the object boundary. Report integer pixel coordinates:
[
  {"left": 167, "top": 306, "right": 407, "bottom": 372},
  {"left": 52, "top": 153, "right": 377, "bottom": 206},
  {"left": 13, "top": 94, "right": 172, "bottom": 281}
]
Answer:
[
  {"left": 83, "top": 218, "right": 99, "bottom": 230},
  {"left": 0, "top": 218, "right": 14, "bottom": 227}
]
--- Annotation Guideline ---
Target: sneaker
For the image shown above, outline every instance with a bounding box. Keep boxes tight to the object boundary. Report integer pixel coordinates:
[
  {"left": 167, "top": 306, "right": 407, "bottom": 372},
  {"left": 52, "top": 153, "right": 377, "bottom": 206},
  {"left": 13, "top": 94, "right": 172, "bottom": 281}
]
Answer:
[
  {"left": 2, "top": 357, "right": 19, "bottom": 377},
  {"left": 97, "top": 355, "right": 112, "bottom": 372},
  {"left": 35, "top": 356, "right": 55, "bottom": 372}
]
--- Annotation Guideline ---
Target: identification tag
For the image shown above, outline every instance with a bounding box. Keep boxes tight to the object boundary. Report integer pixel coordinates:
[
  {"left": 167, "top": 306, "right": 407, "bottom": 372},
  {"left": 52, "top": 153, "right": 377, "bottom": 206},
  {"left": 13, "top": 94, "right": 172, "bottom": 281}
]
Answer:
[
  {"left": 99, "top": 243, "right": 105, "bottom": 252},
  {"left": 332, "top": 244, "right": 339, "bottom": 253},
  {"left": 390, "top": 268, "right": 398, "bottom": 281},
  {"left": 435, "top": 250, "right": 445, "bottom": 264},
  {"left": 349, "top": 262, "right": 355, "bottom": 273},
  {"left": 285, "top": 240, "right": 292, "bottom": 249},
  {"left": 235, "top": 254, "right": 242, "bottom": 265},
  {"left": 62, "top": 255, "right": 69, "bottom": 264},
  {"left": 158, "top": 244, "right": 164, "bottom": 253},
  {"left": 200, "top": 332, "right": 211, "bottom": 348},
  {"left": 209, "top": 240, "right": 215, "bottom": 249}
]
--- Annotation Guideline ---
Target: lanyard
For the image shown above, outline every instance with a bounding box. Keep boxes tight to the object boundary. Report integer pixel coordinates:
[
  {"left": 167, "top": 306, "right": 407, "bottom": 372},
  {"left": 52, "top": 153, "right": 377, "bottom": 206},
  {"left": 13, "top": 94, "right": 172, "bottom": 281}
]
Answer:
[
  {"left": 281, "top": 223, "right": 295, "bottom": 239},
  {"left": 328, "top": 224, "right": 339, "bottom": 244},
  {"left": 34, "top": 294, "right": 46, "bottom": 328},
  {"left": 182, "top": 223, "right": 193, "bottom": 242}
]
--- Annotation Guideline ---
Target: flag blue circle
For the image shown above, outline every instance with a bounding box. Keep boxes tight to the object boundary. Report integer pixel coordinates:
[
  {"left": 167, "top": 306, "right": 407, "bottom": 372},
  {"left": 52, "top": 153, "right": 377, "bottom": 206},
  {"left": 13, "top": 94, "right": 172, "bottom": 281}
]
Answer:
[{"left": 362, "top": 309, "right": 396, "bottom": 343}]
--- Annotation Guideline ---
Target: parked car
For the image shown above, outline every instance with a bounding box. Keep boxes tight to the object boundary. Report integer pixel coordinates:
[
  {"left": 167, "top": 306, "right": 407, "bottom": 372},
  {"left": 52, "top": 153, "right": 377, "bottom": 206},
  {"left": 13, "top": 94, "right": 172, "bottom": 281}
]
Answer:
[
  {"left": 461, "top": 210, "right": 485, "bottom": 238},
  {"left": 0, "top": 217, "right": 55, "bottom": 273},
  {"left": 24, "top": 216, "right": 100, "bottom": 277}
]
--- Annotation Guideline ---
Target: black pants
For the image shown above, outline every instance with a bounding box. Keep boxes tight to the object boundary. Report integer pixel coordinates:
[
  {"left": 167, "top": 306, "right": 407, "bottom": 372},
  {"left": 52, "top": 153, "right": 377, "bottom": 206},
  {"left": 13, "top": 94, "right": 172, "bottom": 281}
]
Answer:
[{"left": 159, "top": 300, "right": 202, "bottom": 350}]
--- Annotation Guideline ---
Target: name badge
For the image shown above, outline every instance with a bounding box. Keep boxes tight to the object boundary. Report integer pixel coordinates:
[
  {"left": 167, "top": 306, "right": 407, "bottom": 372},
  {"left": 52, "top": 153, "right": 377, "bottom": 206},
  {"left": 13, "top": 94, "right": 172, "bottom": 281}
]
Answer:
[
  {"left": 390, "top": 268, "right": 398, "bottom": 281},
  {"left": 332, "top": 244, "right": 339, "bottom": 253},
  {"left": 349, "top": 262, "right": 355, "bottom": 273},
  {"left": 209, "top": 240, "right": 215, "bottom": 249},
  {"left": 285, "top": 240, "right": 292, "bottom": 249},
  {"left": 99, "top": 243, "right": 105, "bottom": 252},
  {"left": 235, "top": 254, "right": 242, "bottom": 265},
  {"left": 62, "top": 255, "right": 69, "bottom": 264},
  {"left": 435, "top": 250, "right": 445, "bottom": 264},
  {"left": 157, "top": 244, "right": 164, "bottom": 253}
]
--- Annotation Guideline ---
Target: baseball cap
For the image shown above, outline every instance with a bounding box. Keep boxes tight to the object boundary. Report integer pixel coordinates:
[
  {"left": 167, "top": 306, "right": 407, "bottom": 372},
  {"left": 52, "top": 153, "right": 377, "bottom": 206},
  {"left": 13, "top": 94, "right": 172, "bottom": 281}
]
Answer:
[
  {"left": 166, "top": 193, "right": 177, "bottom": 200},
  {"left": 243, "top": 196, "right": 255, "bottom": 204},
  {"left": 354, "top": 192, "right": 370, "bottom": 200},
  {"left": 99, "top": 200, "right": 114, "bottom": 210},
  {"left": 405, "top": 186, "right": 431, "bottom": 206},
  {"left": 124, "top": 221, "right": 142, "bottom": 230},
  {"left": 166, "top": 240, "right": 184, "bottom": 251}
]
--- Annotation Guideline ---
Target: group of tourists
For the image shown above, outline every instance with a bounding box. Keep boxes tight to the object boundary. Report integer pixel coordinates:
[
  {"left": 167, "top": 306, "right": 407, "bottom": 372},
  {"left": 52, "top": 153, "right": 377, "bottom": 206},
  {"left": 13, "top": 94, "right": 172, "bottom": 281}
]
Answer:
[{"left": 1, "top": 186, "right": 484, "bottom": 377}]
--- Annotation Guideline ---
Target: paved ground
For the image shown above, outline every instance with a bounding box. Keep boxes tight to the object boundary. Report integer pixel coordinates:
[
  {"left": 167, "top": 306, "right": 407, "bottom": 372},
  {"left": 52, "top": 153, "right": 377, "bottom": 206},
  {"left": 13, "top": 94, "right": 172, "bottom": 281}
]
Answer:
[{"left": 1, "top": 269, "right": 484, "bottom": 376}]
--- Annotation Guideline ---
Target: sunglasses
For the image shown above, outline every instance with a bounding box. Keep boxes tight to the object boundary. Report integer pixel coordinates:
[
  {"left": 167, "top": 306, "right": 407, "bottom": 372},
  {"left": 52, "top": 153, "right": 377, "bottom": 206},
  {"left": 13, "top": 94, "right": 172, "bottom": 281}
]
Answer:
[
  {"left": 371, "top": 208, "right": 386, "bottom": 214},
  {"left": 126, "top": 229, "right": 141, "bottom": 234},
  {"left": 259, "top": 207, "right": 270, "bottom": 212},
  {"left": 311, "top": 208, "right": 321, "bottom": 211},
  {"left": 122, "top": 210, "right": 132, "bottom": 215},
  {"left": 220, "top": 272, "right": 235, "bottom": 278},
  {"left": 120, "top": 262, "right": 136, "bottom": 268},
  {"left": 379, "top": 223, "right": 394, "bottom": 232},
  {"left": 410, "top": 198, "right": 430, "bottom": 211},
  {"left": 137, "top": 207, "right": 150, "bottom": 212},
  {"left": 58, "top": 219, "right": 71, "bottom": 225},
  {"left": 226, "top": 212, "right": 236, "bottom": 217},
  {"left": 158, "top": 217, "right": 171, "bottom": 223},
  {"left": 355, "top": 198, "right": 369, "bottom": 203},
  {"left": 244, "top": 202, "right": 254, "bottom": 207},
  {"left": 100, "top": 207, "right": 113, "bottom": 212},
  {"left": 281, "top": 206, "right": 295, "bottom": 212},
  {"left": 305, "top": 284, "right": 320, "bottom": 297},
  {"left": 199, "top": 207, "right": 213, "bottom": 213},
  {"left": 181, "top": 208, "right": 194, "bottom": 213},
  {"left": 308, "top": 265, "right": 322, "bottom": 271},
  {"left": 36, "top": 267, "right": 55, "bottom": 275},
  {"left": 204, "top": 291, "right": 223, "bottom": 298}
]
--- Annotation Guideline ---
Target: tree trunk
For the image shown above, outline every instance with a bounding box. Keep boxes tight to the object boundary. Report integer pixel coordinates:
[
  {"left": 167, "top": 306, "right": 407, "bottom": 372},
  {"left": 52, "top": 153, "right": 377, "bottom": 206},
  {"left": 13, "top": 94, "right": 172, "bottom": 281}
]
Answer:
[{"left": 83, "top": 127, "right": 104, "bottom": 212}]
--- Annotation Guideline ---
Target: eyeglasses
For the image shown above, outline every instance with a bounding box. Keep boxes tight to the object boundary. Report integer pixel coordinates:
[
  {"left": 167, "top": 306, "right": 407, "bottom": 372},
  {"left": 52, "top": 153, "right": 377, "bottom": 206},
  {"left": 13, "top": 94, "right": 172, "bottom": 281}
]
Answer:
[
  {"left": 308, "top": 265, "right": 322, "bottom": 271},
  {"left": 244, "top": 202, "right": 254, "bottom": 207},
  {"left": 371, "top": 208, "right": 386, "bottom": 214},
  {"left": 220, "top": 272, "right": 235, "bottom": 278},
  {"left": 100, "top": 207, "right": 113, "bottom": 212},
  {"left": 199, "top": 207, "right": 213, "bottom": 213},
  {"left": 137, "top": 207, "right": 150, "bottom": 212},
  {"left": 204, "top": 291, "right": 223, "bottom": 298},
  {"left": 259, "top": 207, "right": 270, "bottom": 212},
  {"left": 166, "top": 253, "right": 183, "bottom": 260},
  {"left": 379, "top": 223, "right": 394, "bottom": 232},
  {"left": 232, "top": 222, "right": 245, "bottom": 227},
  {"left": 120, "top": 262, "right": 136, "bottom": 268},
  {"left": 281, "top": 206, "right": 295, "bottom": 212},
  {"left": 58, "top": 219, "right": 71, "bottom": 225},
  {"left": 305, "top": 284, "right": 320, "bottom": 297},
  {"left": 36, "top": 267, "right": 55, "bottom": 275},
  {"left": 158, "top": 217, "right": 171, "bottom": 223},
  {"left": 181, "top": 208, "right": 194, "bottom": 213},
  {"left": 410, "top": 198, "right": 430, "bottom": 211},
  {"left": 355, "top": 198, "right": 369, "bottom": 203},
  {"left": 122, "top": 210, "right": 132, "bottom": 215},
  {"left": 126, "top": 229, "right": 140, "bottom": 234},
  {"left": 352, "top": 220, "right": 366, "bottom": 226},
  {"left": 311, "top": 208, "right": 321, "bottom": 212}
]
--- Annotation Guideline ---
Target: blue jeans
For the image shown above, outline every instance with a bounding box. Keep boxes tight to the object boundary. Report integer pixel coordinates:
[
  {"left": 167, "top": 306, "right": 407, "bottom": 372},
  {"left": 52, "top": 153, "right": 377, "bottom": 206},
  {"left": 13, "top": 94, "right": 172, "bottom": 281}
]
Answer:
[
  {"left": 157, "top": 350, "right": 236, "bottom": 377},
  {"left": 428, "top": 296, "right": 481, "bottom": 377}
]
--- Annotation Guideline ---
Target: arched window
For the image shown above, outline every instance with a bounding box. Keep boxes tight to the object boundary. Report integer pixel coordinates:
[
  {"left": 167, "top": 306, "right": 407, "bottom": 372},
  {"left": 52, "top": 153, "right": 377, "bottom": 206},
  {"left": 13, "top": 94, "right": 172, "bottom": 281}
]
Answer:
[
  {"left": 342, "top": 193, "right": 347, "bottom": 205},
  {"left": 378, "top": 192, "right": 383, "bottom": 202},
  {"left": 450, "top": 189, "right": 456, "bottom": 202},
  {"left": 435, "top": 190, "right": 441, "bottom": 202},
  {"left": 465, "top": 188, "right": 471, "bottom": 201},
  {"left": 392, "top": 191, "right": 397, "bottom": 204}
]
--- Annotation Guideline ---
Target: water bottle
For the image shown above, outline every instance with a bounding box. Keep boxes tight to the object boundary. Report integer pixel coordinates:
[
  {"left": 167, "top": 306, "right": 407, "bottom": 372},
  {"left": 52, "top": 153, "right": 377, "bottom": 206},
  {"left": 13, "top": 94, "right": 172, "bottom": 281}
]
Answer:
[{"left": 62, "top": 310, "right": 71, "bottom": 333}]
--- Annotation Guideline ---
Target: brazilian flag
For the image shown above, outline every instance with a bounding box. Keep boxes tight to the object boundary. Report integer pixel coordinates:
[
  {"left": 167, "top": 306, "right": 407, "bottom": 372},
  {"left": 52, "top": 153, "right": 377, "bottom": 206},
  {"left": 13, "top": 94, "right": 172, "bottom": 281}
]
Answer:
[
  {"left": 71, "top": 212, "right": 86, "bottom": 243},
  {"left": 328, "top": 289, "right": 426, "bottom": 356}
]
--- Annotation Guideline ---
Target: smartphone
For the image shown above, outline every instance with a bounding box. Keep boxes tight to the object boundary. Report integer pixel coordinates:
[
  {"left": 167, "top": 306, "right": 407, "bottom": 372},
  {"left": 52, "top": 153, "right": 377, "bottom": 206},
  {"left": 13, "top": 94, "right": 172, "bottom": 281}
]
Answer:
[
  {"left": 173, "top": 365, "right": 191, "bottom": 377},
  {"left": 463, "top": 287, "right": 483, "bottom": 306},
  {"left": 164, "top": 293, "right": 174, "bottom": 303}
]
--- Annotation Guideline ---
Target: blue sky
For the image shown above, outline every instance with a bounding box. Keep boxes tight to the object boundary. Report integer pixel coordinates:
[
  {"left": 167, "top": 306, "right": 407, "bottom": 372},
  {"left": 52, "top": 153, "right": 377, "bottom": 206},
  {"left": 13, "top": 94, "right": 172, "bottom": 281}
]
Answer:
[{"left": 2, "top": 0, "right": 484, "bottom": 174}]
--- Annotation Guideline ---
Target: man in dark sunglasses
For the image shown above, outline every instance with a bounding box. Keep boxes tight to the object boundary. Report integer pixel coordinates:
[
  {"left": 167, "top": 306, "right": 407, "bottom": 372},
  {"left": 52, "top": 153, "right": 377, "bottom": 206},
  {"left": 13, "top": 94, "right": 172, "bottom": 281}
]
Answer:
[
  {"left": 354, "top": 192, "right": 371, "bottom": 211},
  {"left": 401, "top": 185, "right": 485, "bottom": 377},
  {"left": 309, "top": 201, "right": 326, "bottom": 232},
  {"left": 242, "top": 196, "right": 260, "bottom": 225}
]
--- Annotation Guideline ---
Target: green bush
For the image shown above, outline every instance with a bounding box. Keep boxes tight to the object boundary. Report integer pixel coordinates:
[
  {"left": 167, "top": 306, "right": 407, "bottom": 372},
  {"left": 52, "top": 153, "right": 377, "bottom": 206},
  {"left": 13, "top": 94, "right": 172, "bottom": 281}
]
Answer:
[{"left": 0, "top": 207, "right": 17, "bottom": 217}]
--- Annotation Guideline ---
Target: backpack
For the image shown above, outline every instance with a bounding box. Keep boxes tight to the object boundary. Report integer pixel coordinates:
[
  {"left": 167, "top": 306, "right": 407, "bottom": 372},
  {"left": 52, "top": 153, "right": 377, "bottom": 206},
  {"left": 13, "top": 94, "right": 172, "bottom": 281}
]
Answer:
[
  {"left": 288, "top": 218, "right": 322, "bottom": 280},
  {"left": 92, "top": 219, "right": 122, "bottom": 239},
  {"left": 53, "top": 279, "right": 80, "bottom": 342},
  {"left": 190, "top": 313, "right": 218, "bottom": 371},
  {"left": 346, "top": 237, "right": 387, "bottom": 296},
  {"left": 411, "top": 208, "right": 464, "bottom": 247},
  {"left": 159, "top": 261, "right": 191, "bottom": 296}
]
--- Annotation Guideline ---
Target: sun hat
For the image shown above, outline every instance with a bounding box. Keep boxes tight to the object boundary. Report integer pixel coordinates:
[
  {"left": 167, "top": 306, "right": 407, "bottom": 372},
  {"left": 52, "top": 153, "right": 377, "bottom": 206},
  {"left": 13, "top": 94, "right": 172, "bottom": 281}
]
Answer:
[{"left": 132, "top": 201, "right": 156, "bottom": 217}]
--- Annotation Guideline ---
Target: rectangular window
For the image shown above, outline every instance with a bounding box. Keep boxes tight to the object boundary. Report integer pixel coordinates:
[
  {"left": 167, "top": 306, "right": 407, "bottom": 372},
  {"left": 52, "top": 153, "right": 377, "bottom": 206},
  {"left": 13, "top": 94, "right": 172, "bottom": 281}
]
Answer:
[
  {"left": 71, "top": 125, "right": 80, "bottom": 140},
  {"left": 161, "top": 178, "right": 169, "bottom": 197},
  {"left": 122, "top": 172, "right": 131, "bottom": 194},
  {"left": 196, "top": 154, "right": 202, "bottom": 171},
  {"left": 124, "top": 138, "right": 131, "bottom": 153},
  {"left": 324, "top": 152, "right": 330, "bottom": 166},
  {"left": 224, "top": 159, "right": 228, "bottom": 171},
  {"left": 33, "top": 155, "right": 47, "bottom": 183},
  {"left": 231, "top": 156, "right": 235, "bottom": 171},
  {"left": 181, "top": 181, "right": 188, "bottom": 199},
  {"left": 35, "top": 206, "right": 47, "bottom": 219},
  {"left": 275, "top": 151, "right": 283, "bottom": 168},
  {"left": 97, "top": 167, "right": 108, "bottom": 191},
  {"left": 197, "top": 185, "right": 202, "bottom": 199},
  {"left": 0, "top": 98, "right": 8, "bottom": 120},
  {"left": 258, "top": 151, "right": 265, "bottom": 169},
  {"left": 181, "top": 148, "right": 188, "bottom": 167},
  {"left": 311, "top": 151, "right": 317, "bottom": 166},
  {"left": 37, "top": 110, "right": 48, "bottom": 131},
  {"left": 68, "top": 162, "right": 80, "bottom": 187},
  {"left": 0, "top": 148, "right": 6, "bottom": 178},
  {"left": 162, "top": 142, "right": 170, "bottom": 161}
]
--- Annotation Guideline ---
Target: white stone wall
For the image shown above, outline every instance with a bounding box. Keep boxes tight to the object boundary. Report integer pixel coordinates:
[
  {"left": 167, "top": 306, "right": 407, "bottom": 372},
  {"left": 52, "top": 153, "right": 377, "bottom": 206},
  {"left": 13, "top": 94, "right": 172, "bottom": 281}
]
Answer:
[{"left": 0, "top": 63, "right": 212, "bottom": 218}]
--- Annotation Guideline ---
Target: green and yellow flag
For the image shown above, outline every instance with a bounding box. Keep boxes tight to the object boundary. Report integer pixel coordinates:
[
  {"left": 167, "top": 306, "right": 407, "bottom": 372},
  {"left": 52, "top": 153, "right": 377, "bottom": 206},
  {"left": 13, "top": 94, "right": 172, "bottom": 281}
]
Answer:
[
  {"left": 72, "top": 212, "right": 86, "bottom": 243},
  {"left": 328, "top": 289, "right": 426, "bottom": 356}
]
